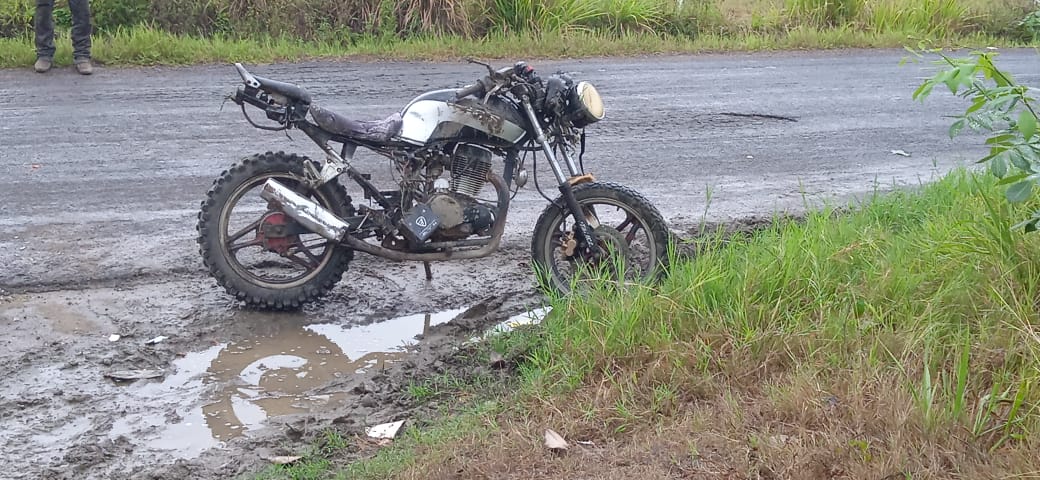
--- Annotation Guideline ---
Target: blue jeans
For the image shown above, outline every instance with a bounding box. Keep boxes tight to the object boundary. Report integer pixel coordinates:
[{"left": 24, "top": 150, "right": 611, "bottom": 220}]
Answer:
[{"left": 35, "top": 0, "right": 92, "bottom": 61}]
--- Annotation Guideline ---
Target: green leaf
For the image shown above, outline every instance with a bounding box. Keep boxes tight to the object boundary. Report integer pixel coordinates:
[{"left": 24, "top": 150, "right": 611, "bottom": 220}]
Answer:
[
  {"left": 1006, "top": 180, "right": 1033, "bottom": 203},
  {"left": 1014, "top": 214, "right": 1040, "bottom": 233},
  {"left": 972, "top": 113, "right": 996, "bottom": 131},
  {"left": 979, "top": 148, "right": 1008, "bottom": 166},
  {"left": 1018, "top": 110, "right": 1037, "bottom": 141},
  {"left": 966, "top": 97, "right": 988, "bottom": 114},
  {"left": 1019, "top": 144, "right": 1040, "bottom": 164},
  {"left": 986, "top": 134, "right": 1017, "bottom": 145},
  {"left": 1010, "top": 216, "right": 1035, "bottom": 233},
  {"left": 1009, "top": 149, "right": 1032, "bottom": 171},
  {"left": 991, "top": 156, "right": 1009, "bottom": 178},
  {"left": 980, "top": 54, "right": 1013, "bottom": 87},
  {"left": 913, "top": 81, "right": 935, "bottom": 101},
  {"left": 943, "top": 71, "right": 961, "bottom": 93},
  {"left": 949, "top": 119, "right": 966, "bottom": 138},
  {"left": 955, "top": 64, "right": 976, "bottom": 89},
  {"left": 995, "top": 171, "right": 1025, "bottom": 185}
]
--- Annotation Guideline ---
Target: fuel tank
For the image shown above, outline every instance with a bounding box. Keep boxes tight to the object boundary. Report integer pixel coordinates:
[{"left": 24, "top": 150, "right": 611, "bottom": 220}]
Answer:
[{"left": 397, "top": 89, "right": 528, "bottom": 147}]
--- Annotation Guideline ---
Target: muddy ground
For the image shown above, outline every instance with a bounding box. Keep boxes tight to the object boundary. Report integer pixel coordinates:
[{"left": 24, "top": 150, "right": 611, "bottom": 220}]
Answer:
[{"left": 1, "top": 49, "right": 1038, "bottom": 479}]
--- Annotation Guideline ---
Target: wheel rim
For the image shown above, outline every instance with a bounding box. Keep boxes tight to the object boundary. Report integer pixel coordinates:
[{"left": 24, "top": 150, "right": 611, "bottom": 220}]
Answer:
[
  {"left": 218, "top": 173, "right": 338, "bottom": 289},
  {"left": 539, "top": 197, "right": 660, "bottom": 293}
]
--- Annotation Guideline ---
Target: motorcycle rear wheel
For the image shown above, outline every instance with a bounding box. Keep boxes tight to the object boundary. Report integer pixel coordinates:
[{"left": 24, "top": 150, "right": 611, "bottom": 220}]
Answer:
[
  {"left": 197, "top": 151, "right": 354, "bottom": 310},
  {"left": 531, "top": 182, "right": 671, "bottom": 296}
]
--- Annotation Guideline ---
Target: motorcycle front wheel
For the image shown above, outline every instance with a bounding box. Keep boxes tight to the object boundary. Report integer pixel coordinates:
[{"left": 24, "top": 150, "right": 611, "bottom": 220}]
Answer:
[
  {"left": 531, "top": 182, "right": 671, "bottom": 296},
  {"left": 197, "top": 151, "right": 354, "bottom": 310}
]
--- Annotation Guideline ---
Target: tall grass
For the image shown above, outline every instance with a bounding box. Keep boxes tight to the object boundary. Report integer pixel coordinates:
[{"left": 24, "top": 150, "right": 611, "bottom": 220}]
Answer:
[
  {"left": 487, "top": 0, "right": 666, "bottom": 33},
  {"left": 0, "top": 0, "right": 1035, "bottom": 67},
  {"left": 1, "top": 0, "right": 1036, "bottom": 43},
  {"left": 866, "top": 0, "right": 970, "bottom": 36},
  {"left": 0, "top": 24, "right": 1020, "bottom": 68},
  {"left": 784, "top": 0, "right": 865, "bottom": 28},
  {"left": 333, "top": 169, "right": 1040, "bottom": 479},
  {"left": 489, "top": 0, "right": 603, "bottom": 32},
  {"left": 523, "top": 170, "right": 1040, "bottom": 464}
]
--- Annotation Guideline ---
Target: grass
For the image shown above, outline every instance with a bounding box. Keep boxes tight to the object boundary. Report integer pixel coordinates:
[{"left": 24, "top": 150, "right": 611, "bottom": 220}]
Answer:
[
  {"left": 0, "top": 24, "right": 1027, "bottom": 68},
  {"left": 2, "top": 0, "right": 1035, "bottom": 67},
  {"left": 334, "top": 169, "right": 1040, "bottom": 478},
  {"left": 250, "top": 384, "right": 505, "bottom": 480},
  {"left": 1, "top": 0, "right": 1035, "bottom": 67},
  {"left": 252, "top": 430, "right": 346, "bottom": 480},
  {"left": 249, "top": 418, "right": 472, "bottom": 480}
]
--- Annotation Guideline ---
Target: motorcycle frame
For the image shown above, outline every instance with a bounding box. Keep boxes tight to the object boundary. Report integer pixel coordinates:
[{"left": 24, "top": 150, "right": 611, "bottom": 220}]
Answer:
[{"left": 246, "top": 91, "right": 598, "bottom": 263}]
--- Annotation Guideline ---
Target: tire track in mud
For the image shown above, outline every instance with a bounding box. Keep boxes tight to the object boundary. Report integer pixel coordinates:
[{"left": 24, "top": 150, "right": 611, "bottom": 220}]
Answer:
[{"left": 1, "top": 49, "right": 1039, "bottom": 479}]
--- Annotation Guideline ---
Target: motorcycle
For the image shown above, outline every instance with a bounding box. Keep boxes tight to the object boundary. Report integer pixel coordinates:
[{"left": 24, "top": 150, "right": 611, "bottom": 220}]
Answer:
[{"left": 197, "top": 60, "right": 671, "bottom": 309}]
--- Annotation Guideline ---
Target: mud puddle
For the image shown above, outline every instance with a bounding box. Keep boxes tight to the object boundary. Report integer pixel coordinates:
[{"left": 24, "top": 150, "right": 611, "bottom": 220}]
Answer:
[
  {"left": 106, "top": 307, "right": 470, "bottom": 460},
  {"left": 0, "top": 219, "right": 543, "bottom": 478},
  {"left": 0, "top": 269, "right": 539, "bottom": 480}
]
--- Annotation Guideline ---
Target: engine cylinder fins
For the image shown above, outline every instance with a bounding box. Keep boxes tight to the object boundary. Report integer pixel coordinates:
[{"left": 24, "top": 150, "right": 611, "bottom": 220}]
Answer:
[{"left": 449, "top": 144, "right": 493, "bottom": 198}]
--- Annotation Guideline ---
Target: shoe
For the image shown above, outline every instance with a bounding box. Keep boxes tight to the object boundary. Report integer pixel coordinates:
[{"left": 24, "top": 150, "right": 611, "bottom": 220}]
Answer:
[
  {"left": 75, "top": 59, "right": 93, "bottom": 75},
  {"left": 34, "top": 57, "right": 52, "bottom": 73}
]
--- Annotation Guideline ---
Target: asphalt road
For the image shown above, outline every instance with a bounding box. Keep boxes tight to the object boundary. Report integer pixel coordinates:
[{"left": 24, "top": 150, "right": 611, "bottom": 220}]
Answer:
[
  {"left": 2, "top": 49, "right": 1040, "bottom": 479},
  {"left": 1, "top": 49, "right": 1038, "bottom": 290}
]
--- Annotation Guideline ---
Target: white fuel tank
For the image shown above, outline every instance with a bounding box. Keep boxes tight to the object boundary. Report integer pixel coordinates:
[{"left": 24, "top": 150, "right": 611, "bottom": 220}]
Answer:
[{"left": 398, "top": 89, "right": 526, "bottom": 146}]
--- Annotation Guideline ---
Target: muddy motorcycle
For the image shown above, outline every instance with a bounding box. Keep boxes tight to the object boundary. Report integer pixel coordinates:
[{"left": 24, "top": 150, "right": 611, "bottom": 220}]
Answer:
[{"left": 197, "top": 60, "right": 670, "bottom": 309}]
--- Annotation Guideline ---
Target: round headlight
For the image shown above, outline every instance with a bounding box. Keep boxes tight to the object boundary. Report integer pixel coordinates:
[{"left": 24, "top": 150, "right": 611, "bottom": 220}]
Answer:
[{"left": 576, "top": 81, "right": 604, "bottom": 122}]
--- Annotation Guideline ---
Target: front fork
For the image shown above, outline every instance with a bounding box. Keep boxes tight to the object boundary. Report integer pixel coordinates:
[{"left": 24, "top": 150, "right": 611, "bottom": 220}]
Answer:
[{"left": 521, "top": 97, "right": 599, "bottom": 253}]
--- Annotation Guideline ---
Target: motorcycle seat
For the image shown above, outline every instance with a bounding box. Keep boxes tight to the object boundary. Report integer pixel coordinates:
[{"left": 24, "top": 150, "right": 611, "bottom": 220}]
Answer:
[{"left": 309, "top": 104, "right": 403, "bottom": 143}]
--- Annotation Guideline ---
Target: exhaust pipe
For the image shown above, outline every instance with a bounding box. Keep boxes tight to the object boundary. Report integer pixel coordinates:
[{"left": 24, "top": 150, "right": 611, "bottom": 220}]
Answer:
[{"left": 259, "top": 179, "right": 349, "bottom": 241}]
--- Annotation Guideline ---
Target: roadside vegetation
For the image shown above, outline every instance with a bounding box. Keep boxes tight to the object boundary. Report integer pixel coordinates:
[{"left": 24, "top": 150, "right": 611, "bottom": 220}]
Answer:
[
  {"left": 246, "top": 52, "right": 1040, "bottom": 479},
  {"left": 257, "top": 169, "right": 1040, "bottom": 479},
  {"left": 1, "top": 0, "right": 1038, "bottom": 66}
]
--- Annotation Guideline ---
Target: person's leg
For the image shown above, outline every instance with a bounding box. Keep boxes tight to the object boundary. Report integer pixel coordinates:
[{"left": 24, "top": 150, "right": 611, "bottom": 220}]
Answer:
[
  {"left": 68, "top": 0, "right": 92, "bottom": 62},
  {"left": 34, "top": 0, "right": 55, "bottom": 61}
]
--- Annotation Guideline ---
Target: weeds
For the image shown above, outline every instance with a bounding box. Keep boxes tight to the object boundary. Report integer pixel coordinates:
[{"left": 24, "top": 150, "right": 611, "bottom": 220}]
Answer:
[
  {"left": 0, "top": 0, "right": 1035, "bottom": 66},
  {"left": 241, "top": 168, "right": 1040, "bottom": 478},
  {"left": 784, "top": 0, "right": 865, "bottom": 28},
  {"left": 252, "top": 429, "right": 345, "bottom": 480},
  {"left": 387, "top": 169, "right": 1040, "bottom": 478}
]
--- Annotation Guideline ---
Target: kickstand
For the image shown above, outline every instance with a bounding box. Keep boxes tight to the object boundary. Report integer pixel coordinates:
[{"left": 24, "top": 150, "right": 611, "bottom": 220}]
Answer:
[{"left": 423, "top": 261, "right": 433, "bottom": 281}]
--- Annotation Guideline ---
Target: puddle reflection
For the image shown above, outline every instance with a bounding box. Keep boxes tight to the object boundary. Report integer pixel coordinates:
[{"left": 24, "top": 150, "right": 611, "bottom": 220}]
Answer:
[
  {"left": 108, "top": 307, "right": 468, "bottom": 457},
  {"left": 201, "top": 325, "right": 404, "bottom": 441}
]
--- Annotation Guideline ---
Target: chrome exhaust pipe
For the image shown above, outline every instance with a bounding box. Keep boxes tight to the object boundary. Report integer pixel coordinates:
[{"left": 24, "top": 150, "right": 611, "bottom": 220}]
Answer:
[{"left": 259, "top": 179, "right": 349, "bottom": 241}]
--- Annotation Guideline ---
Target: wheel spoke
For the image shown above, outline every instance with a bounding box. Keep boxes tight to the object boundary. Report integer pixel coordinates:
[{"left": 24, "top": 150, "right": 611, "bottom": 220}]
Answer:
[
  {"left": 300, "top": 247, "right": 323, "bottom": 267},
  {"left": 616, "top": 214, "right": 633, "bottom": 233},
  {"left": 228, "top": 237, "right": 263, "bottom": 253},
  {"left": 625, "top": 223, "right": 643, "bottom": 244},
  {"left": 285, "top": 252, "right": 319, "bottom": 271},
  {"left": 287, "top": 239, "right": 328, "bottom": 255},
  {"left": 281, "top": 239, "right": 327, "bottom": 271},
  {"left": 227, "top": 218, "right": 262, "bottom": 244}
]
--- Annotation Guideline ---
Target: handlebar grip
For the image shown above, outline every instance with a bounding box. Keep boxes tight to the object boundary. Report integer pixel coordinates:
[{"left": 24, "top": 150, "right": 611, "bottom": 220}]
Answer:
[{"left": 456, "top": 82, "right": 485, "bottom": 100}]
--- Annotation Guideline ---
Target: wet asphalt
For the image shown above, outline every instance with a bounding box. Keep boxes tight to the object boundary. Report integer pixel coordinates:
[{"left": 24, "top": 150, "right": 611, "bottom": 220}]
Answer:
[
  {"left": 1, "top": 49, "right": 1039, "bottom": 479},
  {"left": 2, "top": 49, "right": 1038, "bottom": 291}
]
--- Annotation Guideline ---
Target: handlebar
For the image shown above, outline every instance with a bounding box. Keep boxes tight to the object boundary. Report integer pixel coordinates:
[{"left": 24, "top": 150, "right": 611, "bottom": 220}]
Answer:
[
  {"left": 455, "top": 81, "right": 485, "bottom": 100},
  {"left": 455, "top": 61, "right": 538, "bottom": 100},
  {"left": 234, "top": 62, "right": 260, "bottom": 89}
]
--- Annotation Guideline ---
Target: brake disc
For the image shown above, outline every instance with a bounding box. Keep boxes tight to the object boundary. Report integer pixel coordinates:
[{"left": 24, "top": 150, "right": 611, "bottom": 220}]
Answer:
[
  {"left": 559, "top": 225, "right": 630, "bottom": 264},
  {"left": 590, "top": 225, "right": 630, "bottom": 261}
]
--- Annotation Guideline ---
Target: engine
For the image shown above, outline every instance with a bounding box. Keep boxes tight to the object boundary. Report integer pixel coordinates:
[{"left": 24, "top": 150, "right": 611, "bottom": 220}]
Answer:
[
  {"left": 449, "top": 144, "right": 492, "bottom": 197},
  {"left": 400, "top": 144, "right": 498, "bottom": 244}
]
